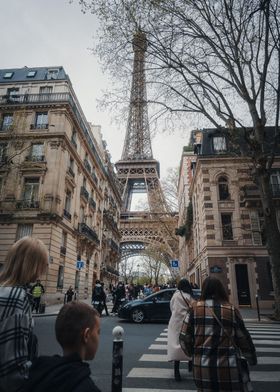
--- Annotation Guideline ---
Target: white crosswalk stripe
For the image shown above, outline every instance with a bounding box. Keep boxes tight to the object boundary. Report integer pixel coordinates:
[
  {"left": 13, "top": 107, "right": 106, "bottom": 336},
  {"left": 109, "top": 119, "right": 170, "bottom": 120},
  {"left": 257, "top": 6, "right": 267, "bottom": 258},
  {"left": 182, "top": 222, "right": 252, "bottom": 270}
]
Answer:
[{"left": 124, "top": 322, "right": 280, "bottom": 391}]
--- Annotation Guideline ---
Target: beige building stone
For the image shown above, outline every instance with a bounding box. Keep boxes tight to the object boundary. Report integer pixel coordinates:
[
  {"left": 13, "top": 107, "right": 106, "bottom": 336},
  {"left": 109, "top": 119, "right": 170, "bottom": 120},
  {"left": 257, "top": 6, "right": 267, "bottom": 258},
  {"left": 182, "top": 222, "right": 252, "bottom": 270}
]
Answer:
[{"left": 0, "top": 66, "right": 121, "bottom": 304}]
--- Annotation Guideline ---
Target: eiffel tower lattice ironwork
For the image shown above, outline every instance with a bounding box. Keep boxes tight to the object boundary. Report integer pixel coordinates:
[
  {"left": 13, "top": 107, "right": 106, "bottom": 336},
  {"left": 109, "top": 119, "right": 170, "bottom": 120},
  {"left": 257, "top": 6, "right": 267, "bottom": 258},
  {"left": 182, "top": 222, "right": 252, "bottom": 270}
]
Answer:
[{"left": 116, "top": 31, "right": 178, "bottom": 261}]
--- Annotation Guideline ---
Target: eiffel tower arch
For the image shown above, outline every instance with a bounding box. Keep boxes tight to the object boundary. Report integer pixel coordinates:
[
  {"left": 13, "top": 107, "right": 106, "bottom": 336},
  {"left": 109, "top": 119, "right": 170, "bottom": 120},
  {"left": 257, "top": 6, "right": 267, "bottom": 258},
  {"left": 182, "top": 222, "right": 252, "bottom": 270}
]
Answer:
[{"left": 116, "top": 31, "right": 178, "bottom": 265}]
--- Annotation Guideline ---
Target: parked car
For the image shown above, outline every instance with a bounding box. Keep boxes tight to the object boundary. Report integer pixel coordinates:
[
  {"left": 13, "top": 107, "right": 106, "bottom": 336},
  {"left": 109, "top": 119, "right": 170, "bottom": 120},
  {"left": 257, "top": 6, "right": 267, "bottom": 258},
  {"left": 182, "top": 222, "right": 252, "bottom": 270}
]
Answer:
[{"left": 118, "top": 287, "right": 201, "bottom": 323}]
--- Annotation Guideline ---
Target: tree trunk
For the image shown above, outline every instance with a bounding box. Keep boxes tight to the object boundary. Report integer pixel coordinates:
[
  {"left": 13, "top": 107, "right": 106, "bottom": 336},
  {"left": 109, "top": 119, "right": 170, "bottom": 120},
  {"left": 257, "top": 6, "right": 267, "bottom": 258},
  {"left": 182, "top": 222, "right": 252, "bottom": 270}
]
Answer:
[{"left": 258, "top": 173, "right": 280, "bottom": 319}]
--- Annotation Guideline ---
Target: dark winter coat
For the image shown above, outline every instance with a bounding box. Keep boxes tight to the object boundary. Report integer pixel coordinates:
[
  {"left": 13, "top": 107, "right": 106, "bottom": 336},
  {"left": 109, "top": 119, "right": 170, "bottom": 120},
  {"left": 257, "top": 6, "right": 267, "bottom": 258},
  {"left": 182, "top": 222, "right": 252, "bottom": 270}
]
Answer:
[
  {"left": 182, "top": 299, "right": 257, "bottom": 392},
  {"left": 19, "top": 353, "right": 101, "bottom": 392}
]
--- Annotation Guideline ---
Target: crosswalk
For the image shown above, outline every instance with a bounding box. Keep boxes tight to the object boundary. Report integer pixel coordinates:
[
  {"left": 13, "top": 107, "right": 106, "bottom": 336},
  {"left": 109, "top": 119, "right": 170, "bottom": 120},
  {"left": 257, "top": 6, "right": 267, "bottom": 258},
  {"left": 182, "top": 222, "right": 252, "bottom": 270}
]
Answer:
[{"left": 123, "top": 322, "right": 280, "bottom": 392}]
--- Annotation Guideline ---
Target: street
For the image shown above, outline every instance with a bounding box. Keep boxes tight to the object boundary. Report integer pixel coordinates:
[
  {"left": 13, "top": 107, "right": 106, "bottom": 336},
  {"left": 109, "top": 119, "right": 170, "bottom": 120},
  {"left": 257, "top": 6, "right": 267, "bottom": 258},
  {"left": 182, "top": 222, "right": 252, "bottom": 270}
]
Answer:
[{"left": 34, "top": 315, "right": 280, "bottom": 392}]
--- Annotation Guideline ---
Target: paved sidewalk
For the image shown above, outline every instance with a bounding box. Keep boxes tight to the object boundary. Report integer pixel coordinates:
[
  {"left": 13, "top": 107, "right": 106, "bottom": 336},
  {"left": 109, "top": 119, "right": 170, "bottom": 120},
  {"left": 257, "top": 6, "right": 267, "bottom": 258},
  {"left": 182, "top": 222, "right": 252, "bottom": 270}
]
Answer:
[{"left": 34, "top": 300, "right": 277, "bottom": 323}]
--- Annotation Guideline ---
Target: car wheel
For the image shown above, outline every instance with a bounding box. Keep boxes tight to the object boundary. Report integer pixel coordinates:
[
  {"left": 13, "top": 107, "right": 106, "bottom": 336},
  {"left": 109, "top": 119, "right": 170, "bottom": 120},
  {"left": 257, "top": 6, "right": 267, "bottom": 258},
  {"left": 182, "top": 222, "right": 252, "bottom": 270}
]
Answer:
[{"left": 131, "top": 308, "right": 145, "bottom": 323}]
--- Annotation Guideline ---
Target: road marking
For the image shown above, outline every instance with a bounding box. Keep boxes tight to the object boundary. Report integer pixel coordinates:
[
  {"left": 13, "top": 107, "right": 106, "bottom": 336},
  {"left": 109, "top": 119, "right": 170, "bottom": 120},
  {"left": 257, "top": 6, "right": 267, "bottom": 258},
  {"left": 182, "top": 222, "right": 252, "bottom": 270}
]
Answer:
[
  {"left": 149, "top": 344, "right": 167, "bottom": 350},
  {"left": 253, "top": 339, "right": 280, "bottom": 345},
  {"left": 248, "top": 331, "right": 280, "bottom": 335},
  {"left": 160, "top": 332, "right": 168, "bottom": 336},
  {"left": 256, "top": 347, "right": 280, "bottom": 352},
  {"left": 251, "top": 335, "right": 280, "bottom": 339},
  {"left": 123, "top": 389, "right": 195, "bottom": 392},
  {"left": 127, "top": 368, "right": 280, "bottom": 382},
  {"left": 140, "top": 354, "right": 168, "bottom": 362},
  {"left": 257, "top": 357, "right": 280, "bottom": 365},
  {"left": 155, "top": 337, "right": 168, "bottom": 342}
]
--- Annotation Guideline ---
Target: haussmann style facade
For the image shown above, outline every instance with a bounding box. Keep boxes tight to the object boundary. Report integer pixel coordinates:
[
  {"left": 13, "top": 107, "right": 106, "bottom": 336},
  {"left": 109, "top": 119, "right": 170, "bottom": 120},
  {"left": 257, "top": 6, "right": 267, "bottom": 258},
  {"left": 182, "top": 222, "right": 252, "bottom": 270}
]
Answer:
[
  {"left": 0, "top": 66, "right": 121, "bottom": 304},
  {"left": 177, "top": 128, "right": 279, "bottom": 309}
]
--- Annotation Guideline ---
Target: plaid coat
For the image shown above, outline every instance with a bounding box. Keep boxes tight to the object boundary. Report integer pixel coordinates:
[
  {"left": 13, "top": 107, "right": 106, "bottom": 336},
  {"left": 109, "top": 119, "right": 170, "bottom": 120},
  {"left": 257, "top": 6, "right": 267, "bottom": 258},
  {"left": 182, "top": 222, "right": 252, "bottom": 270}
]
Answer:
[
  {"left": 0, "top": 286, "right": 33, "bottom": 392},
  {"left": 182, "top": 299, "right": 257, "bottom": 392}
]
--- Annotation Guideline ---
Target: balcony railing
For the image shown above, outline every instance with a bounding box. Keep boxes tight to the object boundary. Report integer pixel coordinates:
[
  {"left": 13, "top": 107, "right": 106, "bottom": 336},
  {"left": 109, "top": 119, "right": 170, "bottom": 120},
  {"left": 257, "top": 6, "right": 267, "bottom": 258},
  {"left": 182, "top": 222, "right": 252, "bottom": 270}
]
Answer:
[
  {"left": 71, "top": 137, "right": 77, "bottom": 149},
  {"left": 30, "top": 123, "right": 48, "bottom": 130},
  {"left": 108, "top": 238, "right": 120, "bottom": 253},
  {"left": 25, "top": 155, "right": 45, "bottom": 162},
  {"left": 91, "top": 172, "right": 98, "bottom": 184},
  {"left": 63, "top": 209, "right": 72, "bottom": 220},
  {"left": 67, "top": 166, "right": 75, "bottom": 178},
  {"left": 80, "top": 186, "right": 89, "bottom": 201},
  {"left": 0, "top": 92, "right": 105, "bottom": 175},
  {"left": 106, "top": 265, "right": 120, "bottom": 276},
  {"left": 78, "top": 222, "right": 100, "bottom": 245},
  {"left": 89, "top": 197, "right": 96, "bottom": 210},
  {"left": 16, "top": 199, "right": 39, "bottom": 209},
  {"left": 84, "top": 159, "right": 91, "bottom": 173}
]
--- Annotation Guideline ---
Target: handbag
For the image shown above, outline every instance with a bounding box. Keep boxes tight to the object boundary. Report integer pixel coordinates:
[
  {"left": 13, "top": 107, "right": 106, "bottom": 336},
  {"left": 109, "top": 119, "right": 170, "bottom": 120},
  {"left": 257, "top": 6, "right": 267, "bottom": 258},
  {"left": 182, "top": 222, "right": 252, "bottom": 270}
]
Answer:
[{"left": 206, "top": 303, "right": 254, "bottom": 392}]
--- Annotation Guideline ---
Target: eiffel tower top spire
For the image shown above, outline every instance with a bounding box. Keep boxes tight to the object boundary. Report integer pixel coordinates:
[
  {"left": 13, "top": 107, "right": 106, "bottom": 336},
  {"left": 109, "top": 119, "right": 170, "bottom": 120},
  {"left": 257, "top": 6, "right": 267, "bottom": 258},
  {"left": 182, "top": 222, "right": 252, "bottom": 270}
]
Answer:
[{"left": 121, "top": 30, "right": 153, "bottom": 160}]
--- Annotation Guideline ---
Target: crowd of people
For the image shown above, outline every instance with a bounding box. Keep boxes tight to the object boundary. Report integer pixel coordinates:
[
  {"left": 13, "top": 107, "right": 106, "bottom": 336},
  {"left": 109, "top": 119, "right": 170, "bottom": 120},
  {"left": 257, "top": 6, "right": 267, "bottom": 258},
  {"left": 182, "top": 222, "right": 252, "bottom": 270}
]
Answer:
[{"left": 0, "top": 236, "right": 258, "bottom": 392}]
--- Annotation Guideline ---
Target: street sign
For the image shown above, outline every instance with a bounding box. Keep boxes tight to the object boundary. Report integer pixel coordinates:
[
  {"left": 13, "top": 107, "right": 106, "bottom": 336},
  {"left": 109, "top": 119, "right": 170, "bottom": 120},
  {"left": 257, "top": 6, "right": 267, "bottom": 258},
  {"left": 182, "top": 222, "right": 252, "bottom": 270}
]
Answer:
[
  {"left": 171, "top": 259, "right": 179, "bottom": 268},
  {"left": 76, "top": 260, "right": 84, "bottom": 270}
]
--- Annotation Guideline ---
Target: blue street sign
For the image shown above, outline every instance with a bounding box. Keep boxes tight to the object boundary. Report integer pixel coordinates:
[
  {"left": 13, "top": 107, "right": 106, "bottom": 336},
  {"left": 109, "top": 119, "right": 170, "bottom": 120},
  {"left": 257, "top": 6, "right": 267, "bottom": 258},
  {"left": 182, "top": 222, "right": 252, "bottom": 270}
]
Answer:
[
  {"left": 171, "top": 259, "right": 179, "bottom": 268},
  {"left": 76, "top": 260, "right": 84, "bottom": 270}
]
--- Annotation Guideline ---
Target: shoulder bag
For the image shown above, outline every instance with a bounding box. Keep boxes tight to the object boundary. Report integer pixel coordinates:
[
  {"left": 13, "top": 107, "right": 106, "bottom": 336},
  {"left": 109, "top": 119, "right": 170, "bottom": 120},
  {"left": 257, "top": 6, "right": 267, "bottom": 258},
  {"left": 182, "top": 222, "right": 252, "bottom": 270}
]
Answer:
[{"left": 206, "top": 303, "right": 254, "bottom": 392}]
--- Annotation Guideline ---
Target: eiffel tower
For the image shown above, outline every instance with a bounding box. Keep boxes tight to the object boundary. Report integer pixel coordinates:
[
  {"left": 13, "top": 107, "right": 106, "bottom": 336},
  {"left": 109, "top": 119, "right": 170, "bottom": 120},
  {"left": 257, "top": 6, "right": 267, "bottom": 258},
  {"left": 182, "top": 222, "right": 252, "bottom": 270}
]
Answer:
[{"left": 116, "top": 31, "right": 178, "bottom": 261}]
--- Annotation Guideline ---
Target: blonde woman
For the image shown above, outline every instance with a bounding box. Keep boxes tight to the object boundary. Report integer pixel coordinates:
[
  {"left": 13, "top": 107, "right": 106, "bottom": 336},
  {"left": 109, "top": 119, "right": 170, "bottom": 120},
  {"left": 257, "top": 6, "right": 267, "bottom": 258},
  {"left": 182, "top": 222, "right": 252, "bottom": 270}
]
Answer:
[{"left": 0, "top": 236, "right": 48, "bottom": 392}]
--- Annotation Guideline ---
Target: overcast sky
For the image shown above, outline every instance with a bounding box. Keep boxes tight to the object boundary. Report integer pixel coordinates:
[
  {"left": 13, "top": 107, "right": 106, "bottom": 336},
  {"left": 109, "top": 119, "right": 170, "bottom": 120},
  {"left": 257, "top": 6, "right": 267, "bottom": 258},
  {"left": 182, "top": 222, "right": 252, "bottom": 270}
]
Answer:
[{"left": 0, "top": 0, "right": 192, "bottom": 178}]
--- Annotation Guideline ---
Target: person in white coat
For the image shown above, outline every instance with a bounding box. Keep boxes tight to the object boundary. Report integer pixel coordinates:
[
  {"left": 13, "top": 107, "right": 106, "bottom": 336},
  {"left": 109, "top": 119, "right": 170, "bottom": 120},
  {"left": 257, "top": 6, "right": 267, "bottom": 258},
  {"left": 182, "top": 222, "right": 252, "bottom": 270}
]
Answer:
[{"left": 167, "top": 278, "right": 195, "bottom": 381}]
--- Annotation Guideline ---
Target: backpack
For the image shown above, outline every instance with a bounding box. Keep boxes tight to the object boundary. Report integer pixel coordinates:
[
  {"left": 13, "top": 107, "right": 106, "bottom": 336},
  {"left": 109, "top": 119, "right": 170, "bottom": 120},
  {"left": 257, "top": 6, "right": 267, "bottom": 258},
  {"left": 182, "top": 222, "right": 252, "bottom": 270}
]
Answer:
[{"left": 94, "top": 285, "right": 102, "bottom": 298}]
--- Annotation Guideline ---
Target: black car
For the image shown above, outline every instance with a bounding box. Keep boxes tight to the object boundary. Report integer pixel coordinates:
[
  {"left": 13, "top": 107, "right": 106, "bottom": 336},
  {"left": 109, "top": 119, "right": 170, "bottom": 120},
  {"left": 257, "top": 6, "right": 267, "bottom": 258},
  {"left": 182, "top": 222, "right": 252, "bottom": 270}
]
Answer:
[{"left": 118, "top": 288, "right": 201, "bottom": 323}]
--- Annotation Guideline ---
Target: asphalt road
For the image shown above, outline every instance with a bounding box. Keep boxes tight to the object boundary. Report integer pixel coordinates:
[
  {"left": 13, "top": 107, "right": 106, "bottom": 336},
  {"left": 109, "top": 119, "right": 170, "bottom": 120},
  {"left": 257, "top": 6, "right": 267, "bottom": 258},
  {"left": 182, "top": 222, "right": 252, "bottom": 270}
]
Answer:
[{"left": 34, "top": 316, "right": 280, "bottom": 392}]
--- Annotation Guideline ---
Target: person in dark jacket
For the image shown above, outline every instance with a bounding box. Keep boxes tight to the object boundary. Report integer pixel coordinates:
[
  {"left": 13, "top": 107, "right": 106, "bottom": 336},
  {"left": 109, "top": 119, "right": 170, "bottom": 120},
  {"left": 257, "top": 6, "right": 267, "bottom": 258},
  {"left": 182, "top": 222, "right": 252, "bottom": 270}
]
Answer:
[
  {"left": 19, "top": 301, "right": 101, "bottom": 392},
  {"left": 111, "top": 282, "right": 126, "bottom": 313},
  {"left": 65, "top": 285, "right": 76, "bottom": 303}
]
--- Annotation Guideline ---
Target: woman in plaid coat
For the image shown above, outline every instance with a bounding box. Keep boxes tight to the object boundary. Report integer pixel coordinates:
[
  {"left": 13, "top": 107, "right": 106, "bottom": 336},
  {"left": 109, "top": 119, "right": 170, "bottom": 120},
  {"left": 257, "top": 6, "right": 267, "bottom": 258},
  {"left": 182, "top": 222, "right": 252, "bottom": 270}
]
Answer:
[
  {"left": 0, "top": 237, "right": 48, "bottom": 392},
  {"left": 180, "top": 277, "right": 257, "bottom": 392}
]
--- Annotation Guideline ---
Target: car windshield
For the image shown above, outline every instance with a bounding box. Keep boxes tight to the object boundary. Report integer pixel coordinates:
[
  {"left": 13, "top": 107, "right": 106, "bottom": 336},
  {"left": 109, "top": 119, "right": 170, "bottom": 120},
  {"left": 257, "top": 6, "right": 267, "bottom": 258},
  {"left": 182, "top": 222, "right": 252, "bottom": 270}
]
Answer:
[{"left": 146, "top": 290, "right": 174, "bottom": 302}]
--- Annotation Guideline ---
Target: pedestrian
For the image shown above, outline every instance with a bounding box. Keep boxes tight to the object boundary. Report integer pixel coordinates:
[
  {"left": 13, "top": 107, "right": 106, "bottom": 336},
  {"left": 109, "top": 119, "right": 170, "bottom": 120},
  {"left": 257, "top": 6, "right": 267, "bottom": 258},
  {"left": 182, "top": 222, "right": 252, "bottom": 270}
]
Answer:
[
  {"left": 167, "top": 278, "right": 195, "bottom": 381},
  {"left": 111, "top": 282, "right": 126, "bottom": 313},
  {"left": 31, "top": 279, "right": 45, "bottom": 313},
  {"left": 64, "top": 285, "right": 76, "bottom": 303},
  {"left": 19, "top": 301, "right": 101, "bottom": 392},
  {"left": 180, "top": 277, "right": 257, "bottom": 392},
  {"left": 0, "top": 236, "right": 48, "bottom": 392},
  {"left": 92, "top": 280, "right": 107, "bottom": 316}
]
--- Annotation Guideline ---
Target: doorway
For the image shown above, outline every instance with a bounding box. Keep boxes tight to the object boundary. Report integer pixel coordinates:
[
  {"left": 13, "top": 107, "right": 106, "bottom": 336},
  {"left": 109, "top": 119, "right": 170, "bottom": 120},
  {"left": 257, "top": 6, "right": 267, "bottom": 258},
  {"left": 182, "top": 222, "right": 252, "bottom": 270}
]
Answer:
[{"left": 235, "top": 264, "right": 251, "bottom": 306}]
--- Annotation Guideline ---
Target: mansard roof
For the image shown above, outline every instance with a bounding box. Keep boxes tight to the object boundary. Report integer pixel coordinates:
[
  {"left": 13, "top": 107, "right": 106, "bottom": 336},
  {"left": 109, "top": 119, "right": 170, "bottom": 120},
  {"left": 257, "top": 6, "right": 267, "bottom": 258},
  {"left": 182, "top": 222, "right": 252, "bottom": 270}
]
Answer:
[{"left": 0, "top": 66, "right": 69, "bottom": 83}]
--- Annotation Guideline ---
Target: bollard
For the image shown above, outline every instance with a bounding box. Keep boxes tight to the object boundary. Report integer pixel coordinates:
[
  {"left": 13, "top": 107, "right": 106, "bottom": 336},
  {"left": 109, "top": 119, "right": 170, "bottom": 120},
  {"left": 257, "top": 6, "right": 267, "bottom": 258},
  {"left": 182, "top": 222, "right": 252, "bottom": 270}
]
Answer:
[
  {"left": 111, "top": 326, "right": 124, "bottom": 392},
  {"left": 256, "top": 294, "right": 261, "bottom": 322}
]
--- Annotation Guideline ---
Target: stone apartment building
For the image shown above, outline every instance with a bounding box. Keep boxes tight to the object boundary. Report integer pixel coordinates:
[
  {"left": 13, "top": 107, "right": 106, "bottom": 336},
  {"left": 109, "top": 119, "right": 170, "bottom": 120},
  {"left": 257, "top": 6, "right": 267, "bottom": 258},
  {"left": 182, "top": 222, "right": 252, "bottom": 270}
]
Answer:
[
  {"left": 177, "top": 128, "right": 279, "bottom": 309},
  {"left": 0, "top": 66, "right": 121, "bottom": 303}
]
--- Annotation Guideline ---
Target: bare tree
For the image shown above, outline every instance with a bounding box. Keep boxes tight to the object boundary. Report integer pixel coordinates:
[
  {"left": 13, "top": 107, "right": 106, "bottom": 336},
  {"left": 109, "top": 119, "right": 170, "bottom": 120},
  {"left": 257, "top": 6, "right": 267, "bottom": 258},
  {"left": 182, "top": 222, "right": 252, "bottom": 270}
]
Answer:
[
  {"left": 76, "top": 0, "right": 280, "bottom": 318},
  {"left": 141, "top": 244, "right": 171, "bottom": 285},
  {"left": 119, "top": 256, "right": 137, "bottom": 283}
]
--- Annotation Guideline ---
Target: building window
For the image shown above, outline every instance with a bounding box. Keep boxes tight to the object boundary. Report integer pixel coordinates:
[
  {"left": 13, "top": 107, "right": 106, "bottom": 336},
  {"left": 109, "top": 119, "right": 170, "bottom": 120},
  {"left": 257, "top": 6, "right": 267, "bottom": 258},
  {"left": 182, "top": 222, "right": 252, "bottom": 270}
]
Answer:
[
  {"left": 7, "top": 88, "right": 19, "bottom": 102},
  {"left": 83, "top": 177, "right": 86, "bottom": 188},
  {"left": 69, "top": 157, "right": 74, "bottom": 170},
  {"left": 80, "top": 206, "right": 85, "bottom": 223},
  {"left": 65, "top": 190, "right": 71, "bottom": 212},
  {"left": 60, "top": 231, "right": 67, "bottom": 255},
  {"left": 266, "top": 261, "right": 274, "bottom": 292},
  {"left": 1, "top": 114, "right": 13, "bottom": 131},
  {"left": 3, "top": 72, "right": 14, "bottom": 79},
  {"left": 16, "top": 224, "right": 33, "bottom": 240},
  {"left": 221, "top": 213, "right": 233, "bottom": 240},
  {"left": 71, "top": 129, "right": 77, "bottom": 148},
  {"left": 34, "top": 112, "right": 48, "bottom": 129},
  {"left": 39, "top": 86, "right": 53, "bottom": 94},
  {"left": 23, "top": 178, "right": 39, "bottom": 205},
  {"left": 0, "top": 143, "right": 7, "bottom": 163},
  {"left": 270, "top": 171, "right": 280, "bottom": 196},
  {"left": 213, "top": 136, "right": 227, "bottom": 153},
  {"left": 28, "top": 143, "right": 44, "bottom": 161},
  {"left": 218, "top": 176, "right": 230, "bottom": 200},
  {"left": 250, "top": 210, "right": 266, "bottom": 245},
  {"left": 27, "top": 70, "right": 37, "bottom": 78},
  {"left": 46, "top": 69, "right": 59, "bottom": 80},
  {"left": 57, "top": 265, "right": 64, "bottom": 289}
]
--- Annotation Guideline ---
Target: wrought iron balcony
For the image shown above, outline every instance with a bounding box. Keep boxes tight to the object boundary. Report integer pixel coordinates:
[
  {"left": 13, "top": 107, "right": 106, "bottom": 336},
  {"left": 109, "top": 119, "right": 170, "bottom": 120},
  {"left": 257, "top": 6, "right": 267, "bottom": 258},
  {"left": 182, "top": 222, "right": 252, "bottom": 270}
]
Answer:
[
  {"left": 30, "top": 123, "right": 48, "bottom": 130},
  {"left": 67, "top": 167, "right": 75, "bottom": 178},
  {"left": 16, "top": 199, "right": 39, "bottom": 209},
  {"left": 78, "top": 222, "right": 100, "bottom": 245},
  {"left": 25, "top": 155, "right": 45, "bottom": 162},
  {"left": 106, "top": 265, "right": 120, "bottom": 276},
  {"left": 80, "top": 186, "right": 89, "bottom": 201},
  {"left": 89, "top": 197, "right": 96, "bottom": 210},
  {"left": 84, "top": 159, "right": 91, "bottom": 173},
  {"left": 71, "top": 137, "right": 77, "bottom": 149},
  {"left": 63, "top": 209, "right": 72, "bottom": 220},
  {"left": 108, "top": 238, "right": 120, "bottom": 253},
  {"left": 91, "top": 172, "right": 98, "bottom": 184}
]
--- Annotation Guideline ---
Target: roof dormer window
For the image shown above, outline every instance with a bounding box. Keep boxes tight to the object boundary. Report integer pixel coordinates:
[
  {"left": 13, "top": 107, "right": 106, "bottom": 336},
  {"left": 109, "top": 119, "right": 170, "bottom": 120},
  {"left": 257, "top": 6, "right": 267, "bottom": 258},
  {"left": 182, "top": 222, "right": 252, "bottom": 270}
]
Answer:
[
  {"left": 46, "top": 69, "right": 59, "bottom": 80},
  {"left": 3, "top": 72, "right": 14, "bottom": 79},
  {"left": 27, "top": 70, "right": 37, "bottom": 78},
  {"left": 213, "top": 136, "right": 227, "bottom": 153}
]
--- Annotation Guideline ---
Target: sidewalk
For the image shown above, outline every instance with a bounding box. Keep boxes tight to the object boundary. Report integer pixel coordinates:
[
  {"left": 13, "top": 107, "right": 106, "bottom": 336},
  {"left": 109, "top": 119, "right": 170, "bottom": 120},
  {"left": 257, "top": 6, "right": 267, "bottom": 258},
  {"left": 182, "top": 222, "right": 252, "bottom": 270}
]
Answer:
[{"left": 34, "top": 300, "right": 277, "bottom": 323}]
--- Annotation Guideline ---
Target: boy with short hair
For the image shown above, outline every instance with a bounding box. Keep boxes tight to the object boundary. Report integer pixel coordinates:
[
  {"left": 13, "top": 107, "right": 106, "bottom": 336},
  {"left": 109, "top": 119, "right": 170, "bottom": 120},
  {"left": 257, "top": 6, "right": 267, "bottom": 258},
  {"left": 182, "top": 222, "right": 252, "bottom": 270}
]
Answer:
[{"left": 21, "top": 302, "right": 101, "bottom": 392}]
